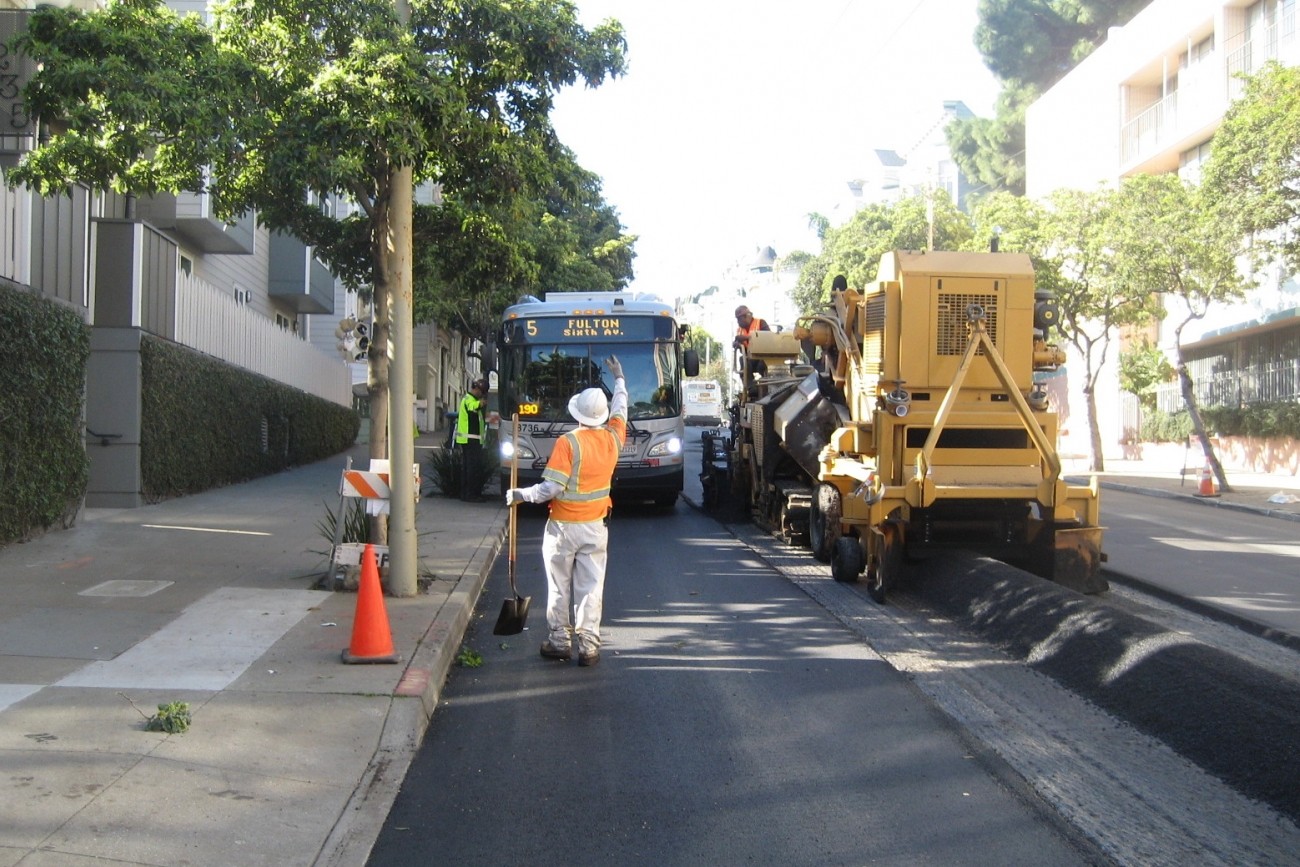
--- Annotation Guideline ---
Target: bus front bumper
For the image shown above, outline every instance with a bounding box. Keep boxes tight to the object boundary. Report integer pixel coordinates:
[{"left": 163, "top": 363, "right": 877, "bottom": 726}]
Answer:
[{"left": 502, "top": 462, "right": 683, "bottom": 495}]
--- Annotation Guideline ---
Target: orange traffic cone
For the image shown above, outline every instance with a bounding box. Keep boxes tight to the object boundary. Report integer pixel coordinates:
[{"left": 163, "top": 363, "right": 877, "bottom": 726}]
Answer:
[
  {"left": 342, "top": 543, "right": 401, "bottom": 664},
  {"left": 1196, "top": 462, "right": 1219, "bottom": 498}
]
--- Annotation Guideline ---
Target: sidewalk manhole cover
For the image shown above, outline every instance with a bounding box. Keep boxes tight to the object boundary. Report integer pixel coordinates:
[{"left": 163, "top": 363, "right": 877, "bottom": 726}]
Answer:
[{"left": 80, "top": 580, "right": 174, "bottom": 597}]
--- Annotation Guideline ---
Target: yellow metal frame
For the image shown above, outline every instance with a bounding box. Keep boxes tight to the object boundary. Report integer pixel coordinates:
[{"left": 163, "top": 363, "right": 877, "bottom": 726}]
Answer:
[{"left": 820, "top": 299, "right": 1100, "bottom": 534}]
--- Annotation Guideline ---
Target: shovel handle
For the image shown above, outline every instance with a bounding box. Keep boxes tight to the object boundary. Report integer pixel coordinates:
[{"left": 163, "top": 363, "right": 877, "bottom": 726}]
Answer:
[{"left": 508, "top": 413, "right": 519, "bottom": 584}]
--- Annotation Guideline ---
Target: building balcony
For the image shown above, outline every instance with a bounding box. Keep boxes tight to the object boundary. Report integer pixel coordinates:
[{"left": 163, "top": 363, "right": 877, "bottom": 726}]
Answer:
[
  {"left": 268, "top": 231, "right": 335, "bottom": 314},
  {"left": 134, "top": 190, "right": 256, "bottom": 255},
  {"left": 1225, "top": 10, "right": 1299, "bottom": 99},
  {"left": 1119, "top": 55, "right": 1228, "bottom": 175}
]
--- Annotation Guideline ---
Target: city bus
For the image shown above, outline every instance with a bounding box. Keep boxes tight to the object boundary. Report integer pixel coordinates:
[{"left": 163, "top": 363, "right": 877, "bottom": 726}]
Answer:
[{"left": 495, "top": 292, "right": 699, "bottom": 506}]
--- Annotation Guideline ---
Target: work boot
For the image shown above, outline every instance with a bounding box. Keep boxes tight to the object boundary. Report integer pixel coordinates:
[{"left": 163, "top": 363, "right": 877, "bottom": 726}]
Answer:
[
  {"left": 577, "top": 647, "right": 600, "bottom": 667},
  {"left": 539, "top": 641, "right": 572, "bottom": 661}
]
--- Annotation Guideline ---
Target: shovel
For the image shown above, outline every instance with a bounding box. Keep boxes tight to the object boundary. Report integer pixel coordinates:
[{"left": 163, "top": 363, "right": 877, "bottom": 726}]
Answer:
[{"left": 494, "top": 413, "right": 531, "bottom": 635}]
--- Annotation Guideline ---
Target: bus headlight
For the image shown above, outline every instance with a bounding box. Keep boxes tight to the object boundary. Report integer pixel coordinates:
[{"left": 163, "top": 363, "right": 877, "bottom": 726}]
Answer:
[
  {"left": 500, "top": 442, "right": 536, "bottom": 460},
  {"left": 647, "top": 437, "right": 682, "bottom": 457}
]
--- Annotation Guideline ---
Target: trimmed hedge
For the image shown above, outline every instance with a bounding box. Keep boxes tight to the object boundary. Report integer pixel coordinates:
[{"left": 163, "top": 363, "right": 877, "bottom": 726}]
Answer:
[
  {"left": 1139, "top": 408, "right": 1195, "bottom": 443},
  {"left": 1141, "top": 402, "right": 1300, "bottom": 443},
  {"left": 0, "top": 285, "right": 91, "bottom": 544},
  {"left": 1202, "top": 402, "right": 1300, "bottom": 440},
  {"left": 140, "top": 335, "right": 359, "bottom": 501}
]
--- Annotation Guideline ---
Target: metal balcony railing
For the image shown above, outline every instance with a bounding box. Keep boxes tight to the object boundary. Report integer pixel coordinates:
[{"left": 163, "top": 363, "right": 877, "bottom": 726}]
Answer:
[{"left": 1120, "top": 92, "right": 1177, "bottom": 165}]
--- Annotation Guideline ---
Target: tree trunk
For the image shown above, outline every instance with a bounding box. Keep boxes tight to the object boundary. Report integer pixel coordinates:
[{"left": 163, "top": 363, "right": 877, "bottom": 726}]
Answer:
[
  {"left": 1177, "top": 363, "right": 1233, "bottom": 493},
  {"left": 1084, "top": 385, "right": 1105, "bottom": 472},
  {"left": 366, "top": 191, "right": 394, "bottom": 546}
]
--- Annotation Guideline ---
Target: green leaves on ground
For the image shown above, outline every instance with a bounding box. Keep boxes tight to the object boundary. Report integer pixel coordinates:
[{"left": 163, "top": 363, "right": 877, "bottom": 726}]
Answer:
[
  {"left": 146, "top": 701, "right": 192, "bottom": 734},
  {"left": 456, "top": 647, "right": 484, "bottom": 667}
]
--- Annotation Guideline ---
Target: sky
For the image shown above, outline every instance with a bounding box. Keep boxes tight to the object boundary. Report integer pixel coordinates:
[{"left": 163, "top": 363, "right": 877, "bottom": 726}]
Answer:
[{"left": 550, "top": 0, "right": 1002, "bottom": 300}]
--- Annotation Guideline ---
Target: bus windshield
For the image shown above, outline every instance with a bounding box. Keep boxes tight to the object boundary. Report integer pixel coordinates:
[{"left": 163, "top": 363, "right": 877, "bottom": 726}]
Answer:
[{"left": 505, "top": 341, "right": 681, "bottom": 422}]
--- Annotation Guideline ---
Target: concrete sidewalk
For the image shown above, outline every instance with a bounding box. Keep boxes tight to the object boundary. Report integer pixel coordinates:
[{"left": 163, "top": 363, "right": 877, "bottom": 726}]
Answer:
[
  {"left": 0, "top": 434, "right": 1295, "bottom": 867},
  {"left": 0, "top": 438, "right": 509, "bottom": 867},
  {"left": 1064, "top": 454, "right": 1300, "bottom": 523}
]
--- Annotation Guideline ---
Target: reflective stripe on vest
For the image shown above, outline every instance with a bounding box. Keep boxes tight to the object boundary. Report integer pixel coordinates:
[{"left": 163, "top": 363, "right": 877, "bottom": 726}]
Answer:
[{"left": 556, "top": 431, "right": 613, "bottom": 502}]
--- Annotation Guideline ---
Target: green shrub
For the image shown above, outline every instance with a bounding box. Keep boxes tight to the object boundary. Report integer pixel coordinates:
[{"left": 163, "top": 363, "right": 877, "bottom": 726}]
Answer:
[
  {"left": 316, "top": 497, "right": 370, "bottom": 545},
  {"left": 0, "top": 286, "right": 90, "bottom": 544},
  {"left": 425, "top": 434, "right": 501, "bottom": 498},
  {"left": 1202, "top": 402, "right": 1300, "bottom": 440},
  {"left": 1143, "top": 402, "right": 1300, "bottom": 442},
  {"left": 1139, "top": 409, "right": 1194, "bottom": 443}
]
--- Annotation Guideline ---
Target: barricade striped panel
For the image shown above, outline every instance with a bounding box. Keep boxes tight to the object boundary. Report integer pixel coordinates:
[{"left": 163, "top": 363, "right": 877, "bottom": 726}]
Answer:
[{"left": 340, "top": 470, "right": 391, "bottom": 500}]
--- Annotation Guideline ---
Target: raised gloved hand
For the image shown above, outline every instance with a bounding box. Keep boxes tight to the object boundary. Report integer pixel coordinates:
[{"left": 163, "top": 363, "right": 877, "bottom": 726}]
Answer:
[
  {"left": 505, "top": 489, "right": 526, "bottom": 506},
  {"left": 605, "top": 355, "right": 623, "bottom": 380}
]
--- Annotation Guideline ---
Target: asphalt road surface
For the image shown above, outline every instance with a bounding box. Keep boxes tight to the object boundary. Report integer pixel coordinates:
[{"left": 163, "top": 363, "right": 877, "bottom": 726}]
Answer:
[{"left": 369, "top": 502, "right": 1104, "bottom": 866}]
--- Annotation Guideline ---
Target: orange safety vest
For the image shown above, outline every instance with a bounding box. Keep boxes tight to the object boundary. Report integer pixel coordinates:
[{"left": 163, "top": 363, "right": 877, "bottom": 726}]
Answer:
[
  {"left": 735, "top": 317, "right": 767, "bottom": 345},
  {"left": 541, "top": 415, "right": 628, "bottom": 523}
]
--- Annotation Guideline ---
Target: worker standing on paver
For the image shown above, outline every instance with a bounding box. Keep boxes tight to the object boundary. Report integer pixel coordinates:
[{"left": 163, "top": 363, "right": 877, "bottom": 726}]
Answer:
[{"left": 504, "top": 356, "right": 626, "bottom": 667}]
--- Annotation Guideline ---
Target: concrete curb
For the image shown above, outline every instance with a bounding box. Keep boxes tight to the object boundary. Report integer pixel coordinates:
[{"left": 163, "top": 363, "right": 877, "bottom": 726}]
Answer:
[{"left": 315, "top": 521, "right": 507, "bottom": 867}]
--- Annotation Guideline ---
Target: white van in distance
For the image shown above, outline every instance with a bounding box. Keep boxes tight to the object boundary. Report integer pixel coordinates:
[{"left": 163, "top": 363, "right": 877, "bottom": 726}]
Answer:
[{"left": 683, "top": 380, "right": 723, "bottom": 425}]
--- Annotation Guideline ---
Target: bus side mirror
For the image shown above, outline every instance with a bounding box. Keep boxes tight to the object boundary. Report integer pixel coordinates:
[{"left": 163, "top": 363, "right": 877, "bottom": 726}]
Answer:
[{"left": 684, "top": 349, "right": 700, "bottom": 377}]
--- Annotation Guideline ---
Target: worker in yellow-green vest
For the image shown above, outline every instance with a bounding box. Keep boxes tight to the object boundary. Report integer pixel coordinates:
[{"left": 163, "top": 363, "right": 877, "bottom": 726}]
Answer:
[{"left": 456, "top": 378, "right": 489, "bottom": 502}]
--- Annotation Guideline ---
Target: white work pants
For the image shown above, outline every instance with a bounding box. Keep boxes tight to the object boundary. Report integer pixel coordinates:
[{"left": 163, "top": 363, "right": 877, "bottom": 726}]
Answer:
[{"left": 541, "top": 518, "right": 608, "bottom": 651}]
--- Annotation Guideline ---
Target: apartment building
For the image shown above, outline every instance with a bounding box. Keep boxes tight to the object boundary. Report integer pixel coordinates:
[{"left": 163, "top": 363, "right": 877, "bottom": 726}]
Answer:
[
  {"left": 0, "top": 0, "right": 477, "bottom": 505},
  {"left": 1025, "top": 0, "right": 1299, "bottom": 462}
]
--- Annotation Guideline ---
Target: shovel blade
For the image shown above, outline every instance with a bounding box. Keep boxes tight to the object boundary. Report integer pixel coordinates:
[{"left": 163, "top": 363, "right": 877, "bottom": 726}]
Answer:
[{"left": 493, "top": 594, "right": 531, "bottom": 635}]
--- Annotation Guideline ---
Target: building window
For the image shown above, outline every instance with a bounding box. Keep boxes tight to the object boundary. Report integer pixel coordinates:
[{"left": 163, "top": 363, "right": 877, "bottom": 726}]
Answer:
[
  {"left": 1184, "top": 34, "right": 1214, "bottom": 69},
  {"left": 275, "top": 313, "right": 291, "bottom": 331},
  {"left": 1179, "top": 139, "right": 1214, "bottom": 183}
]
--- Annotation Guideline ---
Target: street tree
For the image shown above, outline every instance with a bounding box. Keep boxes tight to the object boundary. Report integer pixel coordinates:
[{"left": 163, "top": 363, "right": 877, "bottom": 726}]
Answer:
[
  {"left": 791, "top": 256, "right": 832, "bottom": 317},
  {"left": 971, "top": 188, "right": 1162, "bottom": 471},
  {"left": 1119, "top": 338, "right": 1176, "bottom": 415},
  {"left": 949, "top": 0, "right": 1148, "bottom": 195},
  {"left": 412, "top": 143, "right": 635, "bottom": 338},
  {"left": 11, "top": 0, "right": 626, "bottom": 486},
  {"left": 946, "top": 80, "right": 1034, "bottom": 196},
  {"left": 791, "top": 192, "right": 974, "bottom": 313},
  {"left": 1200, "top": 61, "right": 1300, "bottom": 274},
  {"left": 1104, "top": 173, "right": 1253, "bottom": 491}
]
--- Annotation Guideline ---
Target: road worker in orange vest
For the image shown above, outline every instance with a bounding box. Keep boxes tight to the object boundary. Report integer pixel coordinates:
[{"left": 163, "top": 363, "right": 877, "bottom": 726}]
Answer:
[
  {"left": 732, "top": 304, "right": 770, "bottom": 349},
  {"left": 505, "top": 355, "right": 627, "bottom": 667},
  {"left": 733, "top": 304, "right": 771, "bottom": 382}
]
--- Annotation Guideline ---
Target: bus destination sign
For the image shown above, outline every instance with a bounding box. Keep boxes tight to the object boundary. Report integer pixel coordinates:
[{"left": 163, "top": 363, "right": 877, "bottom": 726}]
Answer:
[
  {"left": 504, "top": 315, "right": 671, "bottom": 343},
  {"left": 549, "top": 317, "right": 624, "bottom": 338}
]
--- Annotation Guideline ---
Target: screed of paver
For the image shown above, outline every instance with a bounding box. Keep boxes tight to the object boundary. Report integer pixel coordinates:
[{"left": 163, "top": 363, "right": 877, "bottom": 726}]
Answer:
[{"left": 54, "top": 588, "right": 324, "bottom": 691}]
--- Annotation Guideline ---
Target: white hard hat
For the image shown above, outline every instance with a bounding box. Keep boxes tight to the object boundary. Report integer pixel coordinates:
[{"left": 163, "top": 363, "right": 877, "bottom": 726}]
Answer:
[{"left": 568, "top": 387, "right": 610, "bottom": 426}]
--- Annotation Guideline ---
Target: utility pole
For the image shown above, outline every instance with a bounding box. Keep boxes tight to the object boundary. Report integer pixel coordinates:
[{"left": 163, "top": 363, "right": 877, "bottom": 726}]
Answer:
[{"left": 387, "top": 0, "right": 417, "bottom": 596}]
